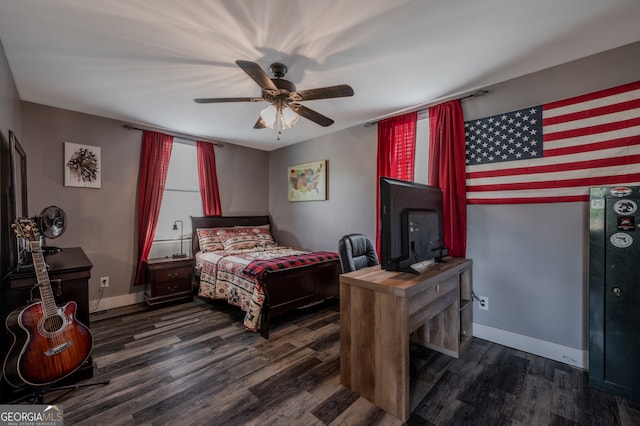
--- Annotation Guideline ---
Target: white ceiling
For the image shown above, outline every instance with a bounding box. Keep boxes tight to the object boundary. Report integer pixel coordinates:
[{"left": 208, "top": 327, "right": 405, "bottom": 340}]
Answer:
[{"left": 1, "top": 0, "right": 639, "bottom": 151}]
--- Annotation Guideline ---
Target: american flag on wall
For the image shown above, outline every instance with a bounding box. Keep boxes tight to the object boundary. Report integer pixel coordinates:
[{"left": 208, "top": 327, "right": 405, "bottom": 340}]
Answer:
[{"left": 465, "top": 80, "right": 640, "bottom": 204}]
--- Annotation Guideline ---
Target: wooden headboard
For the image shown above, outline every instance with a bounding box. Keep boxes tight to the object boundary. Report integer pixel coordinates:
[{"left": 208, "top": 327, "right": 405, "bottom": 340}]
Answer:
[{"left": 190, "top": 215, "right": 271, "bottom": 254}]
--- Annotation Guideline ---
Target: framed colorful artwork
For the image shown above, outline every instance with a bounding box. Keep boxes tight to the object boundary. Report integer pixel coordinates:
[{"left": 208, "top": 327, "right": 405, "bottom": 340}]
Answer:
[
  {"left": 64, "top": 142, "right": 101, "bottom": 188},
  {"left": 288, "top": 160, "right": 327, "bottom": 201}
]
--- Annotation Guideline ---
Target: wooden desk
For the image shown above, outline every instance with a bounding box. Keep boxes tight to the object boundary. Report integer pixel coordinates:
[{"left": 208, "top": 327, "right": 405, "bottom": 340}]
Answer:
[{"left": 339, "top": 257, "right": 472, "bottom": 422}]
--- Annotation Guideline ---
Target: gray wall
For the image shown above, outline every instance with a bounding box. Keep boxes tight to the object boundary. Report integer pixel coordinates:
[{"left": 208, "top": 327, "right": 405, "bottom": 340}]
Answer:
[
  {"left": 269, "top": 42, "right": 640, "bottom": 355},
  {"left": 20, "top": 102, "right": 270, "bottom": 304},
  {"left": 269, "top": 124, "right": 378, "bottom": 251}
]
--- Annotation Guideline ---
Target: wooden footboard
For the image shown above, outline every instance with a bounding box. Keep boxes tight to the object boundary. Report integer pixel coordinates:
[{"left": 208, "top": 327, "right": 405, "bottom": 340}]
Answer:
[
  {"left": 191, "top": 215, "right": 340, "bottom": 338},
  {"left": 260, "top": 258, "right": 340, "bottom": 338}
]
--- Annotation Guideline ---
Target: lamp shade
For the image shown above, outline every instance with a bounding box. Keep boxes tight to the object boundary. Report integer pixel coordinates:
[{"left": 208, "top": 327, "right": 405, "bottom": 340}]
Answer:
[
  {"left": 281, "top": 105, "right": 299, "bottom": 129},
  {"left": 260, "top": 103, "right": 299, "bottom": 130},
  {"left": 259, "top": 104, "right": 277, "bottom": 129}
]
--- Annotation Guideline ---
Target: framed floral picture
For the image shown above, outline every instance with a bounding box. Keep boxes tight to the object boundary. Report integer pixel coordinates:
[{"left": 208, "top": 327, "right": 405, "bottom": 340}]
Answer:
[
  {"left": 288, "top": 160, "right": 327, "bottom": 201},
  {"left": 64, "top": 142, "right": 101, "bottom": 188}
]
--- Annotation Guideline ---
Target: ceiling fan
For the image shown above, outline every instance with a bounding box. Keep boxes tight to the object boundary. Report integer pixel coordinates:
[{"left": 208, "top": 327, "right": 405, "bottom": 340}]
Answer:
[{"left": 195, "top": 60, "right": 354, "bottom": 130}]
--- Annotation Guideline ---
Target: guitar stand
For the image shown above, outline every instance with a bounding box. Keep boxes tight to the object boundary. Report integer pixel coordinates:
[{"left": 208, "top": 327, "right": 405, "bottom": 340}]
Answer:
[{"left": 9, "top": 379, "right": 110, "bottom": 405}]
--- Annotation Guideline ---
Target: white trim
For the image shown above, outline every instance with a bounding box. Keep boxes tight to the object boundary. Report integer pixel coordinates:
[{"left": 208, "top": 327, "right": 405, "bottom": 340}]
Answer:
[
  {"left": 90, "top": 292, "right": 145, "bottom": 313},
  {"left": 473, "top": 322, "right": 587, "bottom": 369}
]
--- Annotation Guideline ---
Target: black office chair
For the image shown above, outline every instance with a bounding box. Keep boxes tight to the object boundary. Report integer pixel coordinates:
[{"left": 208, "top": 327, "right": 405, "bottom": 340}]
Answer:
[{"left": 338, "top": 234, "right": 379, "bottom": 273}]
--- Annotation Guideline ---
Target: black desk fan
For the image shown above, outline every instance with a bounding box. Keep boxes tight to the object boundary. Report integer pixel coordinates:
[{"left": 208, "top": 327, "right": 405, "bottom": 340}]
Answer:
[{"left": 37, "top": 205, "right": 66, "bottom": 253}]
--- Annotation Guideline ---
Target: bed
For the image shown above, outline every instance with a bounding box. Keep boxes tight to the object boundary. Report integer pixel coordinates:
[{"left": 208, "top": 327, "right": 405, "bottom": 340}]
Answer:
[{"left": 191, "top": 215, "right": 340, "bottom": 338}]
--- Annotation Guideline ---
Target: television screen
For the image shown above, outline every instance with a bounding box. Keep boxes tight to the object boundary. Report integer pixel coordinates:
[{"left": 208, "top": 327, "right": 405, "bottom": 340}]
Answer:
[{"left": 380, "top": 177, "right": 446, "bottom": 272}]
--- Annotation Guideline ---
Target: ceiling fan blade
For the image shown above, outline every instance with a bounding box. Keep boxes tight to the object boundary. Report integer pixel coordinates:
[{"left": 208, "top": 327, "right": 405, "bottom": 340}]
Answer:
[
  {"left": 236, "top": 60, "right": 278, "bottom": 91},
  {"left": 289, "top": 103, "right": 334, "bottom": 127},
  {"left": 290, "top": 84, "right": 354, "bottom": 101},
  {"left": 194, "top": 97, "right": 263, "bottom": 103}
]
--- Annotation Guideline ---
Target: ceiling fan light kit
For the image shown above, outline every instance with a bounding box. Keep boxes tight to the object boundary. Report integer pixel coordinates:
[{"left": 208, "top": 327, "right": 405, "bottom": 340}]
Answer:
[
  {"left": 259, "top": 102, "right": 299, "bottom": 130},
  {"left": 195, "top": 60, "right": 354, "bottom": 135}
]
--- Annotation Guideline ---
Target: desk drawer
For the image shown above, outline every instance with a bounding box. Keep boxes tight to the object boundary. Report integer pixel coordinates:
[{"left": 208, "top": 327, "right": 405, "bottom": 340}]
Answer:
[{"left": 408, "top": 275, "right": 458, "bottom": 316}]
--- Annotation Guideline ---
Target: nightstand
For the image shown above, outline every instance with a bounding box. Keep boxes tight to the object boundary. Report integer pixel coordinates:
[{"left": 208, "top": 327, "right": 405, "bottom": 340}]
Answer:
[{"left": 143, "top": 256, "right": 194, "bottom": 306}]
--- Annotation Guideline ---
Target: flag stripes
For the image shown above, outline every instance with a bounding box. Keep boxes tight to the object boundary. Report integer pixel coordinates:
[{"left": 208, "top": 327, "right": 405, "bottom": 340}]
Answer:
[{"left": 465, "top": 81, "right": 640, "bottom": 204}]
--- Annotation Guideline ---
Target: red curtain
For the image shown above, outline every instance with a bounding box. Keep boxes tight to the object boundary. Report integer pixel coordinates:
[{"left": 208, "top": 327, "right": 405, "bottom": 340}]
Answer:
[
  {"left": 375, "top": 111, "right": 418, "bottom": 256},
  {"left": 134, "top": 130, "right": 173, "bottom": 286},
  {"left": 196, "top": 141, "right": 222, "bottom": 216},
  {"left": 428, "top": 100, "right": 467, "bottom": 257}
]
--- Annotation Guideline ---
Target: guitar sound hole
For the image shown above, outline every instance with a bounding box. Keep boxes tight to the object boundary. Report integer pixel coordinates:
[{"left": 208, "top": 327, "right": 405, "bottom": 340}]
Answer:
[{"left": 43, "top": 315, "right": 64, "bottom": 333}]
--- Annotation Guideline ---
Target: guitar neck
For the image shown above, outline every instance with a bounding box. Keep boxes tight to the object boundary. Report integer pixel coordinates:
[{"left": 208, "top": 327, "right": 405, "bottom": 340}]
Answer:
[{"left": 28, "top": 240, "right": 58, "bottom": 317}]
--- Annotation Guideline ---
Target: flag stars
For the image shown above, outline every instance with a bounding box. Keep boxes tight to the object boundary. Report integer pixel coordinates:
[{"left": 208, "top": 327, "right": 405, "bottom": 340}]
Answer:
[{"left": 464, "top": 105, "right": 543, "bottom": 166}]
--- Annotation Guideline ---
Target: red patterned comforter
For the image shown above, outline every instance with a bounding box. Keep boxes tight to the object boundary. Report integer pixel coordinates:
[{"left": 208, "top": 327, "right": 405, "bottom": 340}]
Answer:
[{"left": 196, "top": 247, "right": 337, "bottom": 331}]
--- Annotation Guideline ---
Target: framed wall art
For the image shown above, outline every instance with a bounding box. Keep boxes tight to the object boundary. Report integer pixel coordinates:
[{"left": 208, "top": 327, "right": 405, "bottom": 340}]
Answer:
[
  {"left": 288, "top": 160, "right": 327, "bottom": 202},
  {"left": 64, "top": 142, "right": 101, "bottom": 188}
]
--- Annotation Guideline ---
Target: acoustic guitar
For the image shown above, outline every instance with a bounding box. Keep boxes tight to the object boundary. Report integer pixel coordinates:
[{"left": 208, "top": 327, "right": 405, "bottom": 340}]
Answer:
[{"left": 3, "top": 218, "right": 93, "bottom": 387}]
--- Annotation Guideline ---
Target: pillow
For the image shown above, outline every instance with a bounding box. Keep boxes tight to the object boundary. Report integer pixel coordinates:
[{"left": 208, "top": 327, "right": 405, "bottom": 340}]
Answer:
[
  {"left": 217, "top": 225, "right": 276, "bottom": 251},
  {"left": 196, "top": 227, "right": 229, "bottom": 252},
  {"left": 247, "top": 224, "right": 277, "bottom": 247}
]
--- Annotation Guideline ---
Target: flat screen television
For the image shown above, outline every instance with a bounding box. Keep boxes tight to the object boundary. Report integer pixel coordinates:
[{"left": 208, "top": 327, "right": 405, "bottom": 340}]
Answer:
[{"left": 380, "top": 177, "right": 447, "bottom": 272}]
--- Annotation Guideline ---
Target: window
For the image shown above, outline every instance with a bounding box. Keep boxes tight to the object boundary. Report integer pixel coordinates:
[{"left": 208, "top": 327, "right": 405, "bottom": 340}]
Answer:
[
  {"left": 414, "top": 110, "right": 430, "bottom": 185},
  {"left": 148, "top": 139, "right": 203, "bottom": 258}
]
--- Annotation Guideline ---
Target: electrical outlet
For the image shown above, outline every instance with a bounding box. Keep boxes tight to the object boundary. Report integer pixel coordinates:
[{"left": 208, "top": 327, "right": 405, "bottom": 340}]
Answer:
[
  {"left": 100, "top": 276, "right": 109, "bottom": 288},
  {"left": 479, "top": 296, "right": 489, "bottom": 311}
]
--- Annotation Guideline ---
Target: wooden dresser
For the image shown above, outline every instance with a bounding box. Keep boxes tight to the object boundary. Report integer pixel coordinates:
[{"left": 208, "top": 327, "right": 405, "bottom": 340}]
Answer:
[
  {"left": 339, "top": 257, "right": 473, "bottom": 422},
  {"left": 1, "top": 247, "right": 93, "bottom": 402}
]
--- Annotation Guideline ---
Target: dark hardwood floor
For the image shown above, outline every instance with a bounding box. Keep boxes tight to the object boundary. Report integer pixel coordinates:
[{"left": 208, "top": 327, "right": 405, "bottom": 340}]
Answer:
[{"left": 39, "top": 297, "right": 639, "bottom": 425}]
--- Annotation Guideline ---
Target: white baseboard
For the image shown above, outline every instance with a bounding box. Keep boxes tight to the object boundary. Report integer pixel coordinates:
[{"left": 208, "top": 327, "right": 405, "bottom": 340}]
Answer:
[
  {"left": 473, "top": 322, "right": 587, "bottom": 369},
  {"left": 90, "top": 292, "right": 145, "bottom": 313}
]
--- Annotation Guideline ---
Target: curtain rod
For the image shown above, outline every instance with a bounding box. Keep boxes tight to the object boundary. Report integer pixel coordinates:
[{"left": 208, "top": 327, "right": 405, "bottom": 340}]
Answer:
[
  {"left": 363, "top": 89, "right": 490, "bottom": 127},
  {"left": 123, "top": 124, "right": 224, "bottom": 147}
]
